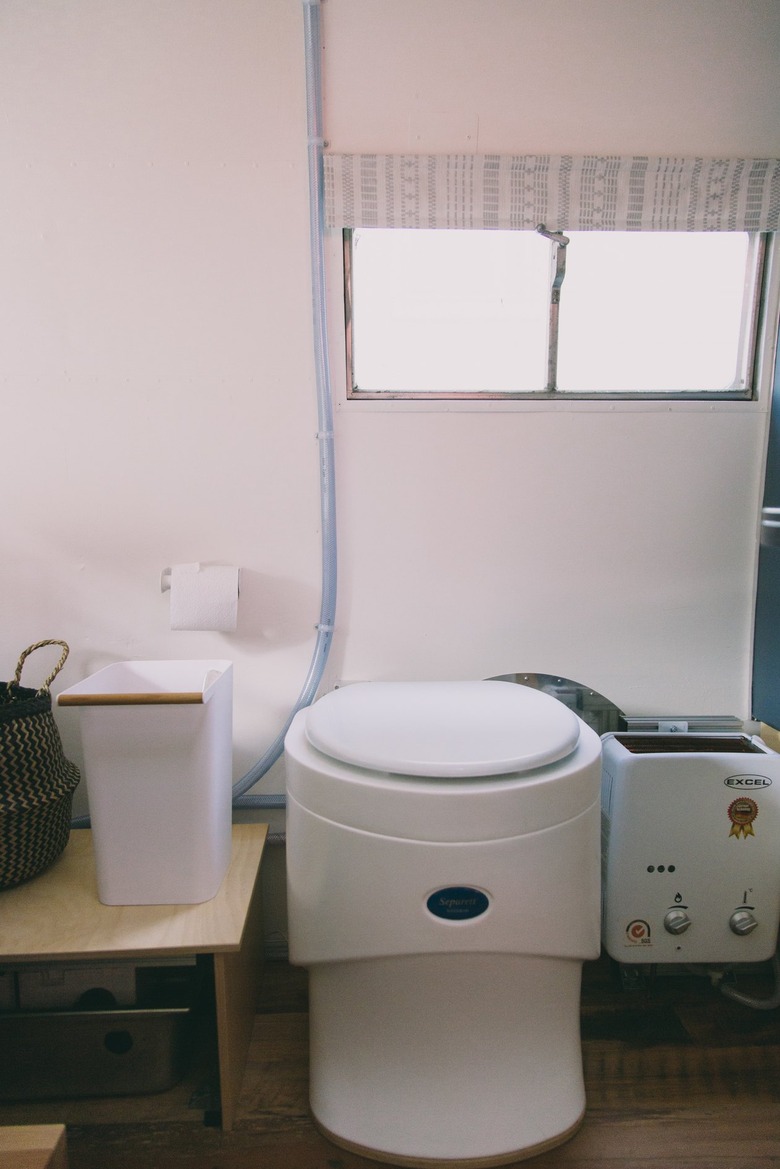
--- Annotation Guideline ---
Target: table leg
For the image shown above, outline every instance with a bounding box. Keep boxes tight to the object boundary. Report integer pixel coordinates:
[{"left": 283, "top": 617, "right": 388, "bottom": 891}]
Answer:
[{"left": 212, "top": 877, "right": 264, "bottom": 1130}]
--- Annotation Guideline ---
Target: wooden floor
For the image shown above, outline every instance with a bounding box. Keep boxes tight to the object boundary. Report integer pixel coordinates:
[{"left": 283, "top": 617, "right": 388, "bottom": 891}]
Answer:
[{"left": 2, "top": 955, "right": 780, "bottom": 1168}]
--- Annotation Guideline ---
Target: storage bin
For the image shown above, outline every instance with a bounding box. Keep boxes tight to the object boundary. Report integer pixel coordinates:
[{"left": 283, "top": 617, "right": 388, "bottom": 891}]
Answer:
[
  {"left": 0, "top": 1007, "right": 192, "bottom": 1099},
  {"left": 58, "top": 660, "right": 232, "bottom": 905},
  {"left": 16, "top": 961, "right": 137, "bottom": 1010}
]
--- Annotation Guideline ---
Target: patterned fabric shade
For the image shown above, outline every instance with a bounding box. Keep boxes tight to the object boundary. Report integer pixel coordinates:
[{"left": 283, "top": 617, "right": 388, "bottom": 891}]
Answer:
[{"left": 324, "top": 154, "right": 780, "bottom": 232}]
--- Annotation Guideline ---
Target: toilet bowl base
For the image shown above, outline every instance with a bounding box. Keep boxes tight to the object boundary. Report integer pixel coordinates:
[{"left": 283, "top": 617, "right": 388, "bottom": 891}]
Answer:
[
  {"left": 307, "top": 954, "right": 589, "bottom": 1165},
  {"left": 314, "top": 1112, "right": 586, "bottom": 1168}
]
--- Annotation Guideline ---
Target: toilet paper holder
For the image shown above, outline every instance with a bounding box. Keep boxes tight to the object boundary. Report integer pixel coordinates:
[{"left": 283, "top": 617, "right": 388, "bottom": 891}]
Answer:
[{"left": 160, "top": 565, "right": 240, "bottom": 595}]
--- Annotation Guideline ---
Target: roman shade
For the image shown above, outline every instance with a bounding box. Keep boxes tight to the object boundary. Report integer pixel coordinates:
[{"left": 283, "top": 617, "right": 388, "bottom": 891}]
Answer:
[{"left": 324, "top": 154, "right": 780, "bottom": 232}]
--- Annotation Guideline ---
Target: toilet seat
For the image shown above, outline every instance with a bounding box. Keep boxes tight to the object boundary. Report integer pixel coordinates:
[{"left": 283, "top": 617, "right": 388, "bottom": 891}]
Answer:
[{"left": 304, "top": 680, "right": 580, "bottom": 778}]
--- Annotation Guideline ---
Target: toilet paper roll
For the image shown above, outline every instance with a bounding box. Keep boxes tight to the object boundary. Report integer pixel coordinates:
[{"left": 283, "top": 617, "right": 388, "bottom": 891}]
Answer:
[{"left": 169, "top": 563, "right": 239, "bottom": 632}]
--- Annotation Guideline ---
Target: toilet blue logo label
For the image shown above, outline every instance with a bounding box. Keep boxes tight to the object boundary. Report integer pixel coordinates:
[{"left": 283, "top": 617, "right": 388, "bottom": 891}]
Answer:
[{"left": 427, "top": 887, "right": 490, "bottom": 921}]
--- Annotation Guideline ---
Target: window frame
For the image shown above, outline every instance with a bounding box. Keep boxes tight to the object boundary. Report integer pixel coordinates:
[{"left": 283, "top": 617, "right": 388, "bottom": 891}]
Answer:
[{"left": 341, "top": 228, "right": 776, "bottom": 405}]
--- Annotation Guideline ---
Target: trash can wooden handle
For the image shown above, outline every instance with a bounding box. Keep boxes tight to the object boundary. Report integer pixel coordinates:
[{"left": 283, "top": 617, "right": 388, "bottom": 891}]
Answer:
[{"left": 58, "top": 691, "right": 205, "bottom": 707}]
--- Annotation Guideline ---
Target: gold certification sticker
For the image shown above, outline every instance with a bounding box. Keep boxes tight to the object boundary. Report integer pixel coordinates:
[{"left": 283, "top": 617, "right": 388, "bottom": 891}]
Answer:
[{"left": 728, "top": 797, "right": 758, "bottom": 838}]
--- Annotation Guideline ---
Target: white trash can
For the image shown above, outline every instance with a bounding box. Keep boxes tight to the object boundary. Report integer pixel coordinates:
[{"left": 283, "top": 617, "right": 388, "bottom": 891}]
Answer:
[{"left": 58, "top": 660, "right": 233, "bottom": 906}]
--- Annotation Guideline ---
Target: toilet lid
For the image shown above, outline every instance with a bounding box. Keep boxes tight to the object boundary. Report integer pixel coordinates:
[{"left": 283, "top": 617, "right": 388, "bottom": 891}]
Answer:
[{"left": 304, "top": 680, "right": 581, "bottom": 777}]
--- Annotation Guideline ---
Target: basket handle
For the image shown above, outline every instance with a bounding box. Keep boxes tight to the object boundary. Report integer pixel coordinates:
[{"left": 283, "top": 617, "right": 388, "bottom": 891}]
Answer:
[{"left": 12, "top": 640, "right": 71, "bottom": 695}]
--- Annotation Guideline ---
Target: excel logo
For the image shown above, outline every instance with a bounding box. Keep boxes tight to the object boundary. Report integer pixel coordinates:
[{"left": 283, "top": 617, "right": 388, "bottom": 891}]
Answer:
[{"left": 724, "top": 774, "right": 772, "bottom": 789}]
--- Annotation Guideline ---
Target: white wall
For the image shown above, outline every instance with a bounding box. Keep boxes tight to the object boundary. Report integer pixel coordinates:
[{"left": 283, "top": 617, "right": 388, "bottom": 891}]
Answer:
[
  {"left": 2, "top": 2, "right": 780, "bottom": 882},
  {"left": 320, "top": 0, "right": 780, "bottom": 718},
  {"left": 322, "top": 0, "right": 780, "bottom": 156},
  {"left": 1, "top": 0, "right": 316, "bottom": 821}
]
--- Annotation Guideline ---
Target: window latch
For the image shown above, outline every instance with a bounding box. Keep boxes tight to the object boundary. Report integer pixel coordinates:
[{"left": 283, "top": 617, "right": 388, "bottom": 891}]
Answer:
[{"left": 536, "top": 224, "right": 570, "bottom": 289}]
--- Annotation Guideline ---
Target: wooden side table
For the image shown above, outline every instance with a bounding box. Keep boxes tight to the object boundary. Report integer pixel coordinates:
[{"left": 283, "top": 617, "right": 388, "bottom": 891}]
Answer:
[
  {"left": 0, "top": 1125, "right": 68, "bottom": 1169},
  {"left": 0, "top": 824, "right": 267, "bottom": 1131},
  {"left": 0, "top": 1125, "right": 67, "bottom": 1169}
]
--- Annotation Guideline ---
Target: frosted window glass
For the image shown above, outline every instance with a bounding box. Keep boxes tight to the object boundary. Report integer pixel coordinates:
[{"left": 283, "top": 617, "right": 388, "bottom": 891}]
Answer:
[
  {"left": 352, "top": 229, "right": 549, "bottom": 393},
  {"left": 557, "top": 232, "right": 751, "bottom": 393}
]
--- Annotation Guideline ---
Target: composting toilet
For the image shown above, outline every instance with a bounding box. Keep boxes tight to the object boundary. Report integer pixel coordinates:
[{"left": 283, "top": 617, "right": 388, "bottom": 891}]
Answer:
[{"left": 285, "top": 680, "right": 602, "bottom": 1167}]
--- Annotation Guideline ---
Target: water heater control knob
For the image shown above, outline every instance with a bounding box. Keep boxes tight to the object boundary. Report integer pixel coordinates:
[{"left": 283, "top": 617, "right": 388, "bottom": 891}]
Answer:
[
  {"left": 663, "top": 908, "right": 692, "bottom": 935},
  {"left": 729, "top": 909, "right": 758, "bottom": 936}
]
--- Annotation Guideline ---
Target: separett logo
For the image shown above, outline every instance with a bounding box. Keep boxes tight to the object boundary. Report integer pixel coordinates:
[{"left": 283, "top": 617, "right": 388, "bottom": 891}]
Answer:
[{"left": 426, "top": 886, "right": 490, "bottom": 921}]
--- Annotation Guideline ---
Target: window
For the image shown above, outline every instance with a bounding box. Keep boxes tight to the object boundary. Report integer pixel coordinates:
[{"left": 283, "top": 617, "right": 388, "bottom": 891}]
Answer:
[{"left": 345, "top": 228, "right": 768, "bottom": 401}]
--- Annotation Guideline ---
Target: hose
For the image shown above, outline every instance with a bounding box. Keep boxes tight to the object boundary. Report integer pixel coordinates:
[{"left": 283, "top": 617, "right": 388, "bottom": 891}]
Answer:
[
  {"left": 718, "top": 949, "right": 780, "bottom": 1010},
  {"left": 231, "top": 0, "right": 335, "bottom": 809},
  {"left": 684, "top": 947, "right": 780, "bottom": 1011}
]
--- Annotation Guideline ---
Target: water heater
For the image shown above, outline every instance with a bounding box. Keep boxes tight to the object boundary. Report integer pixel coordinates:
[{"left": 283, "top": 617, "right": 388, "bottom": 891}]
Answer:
[{"left": 601, "top": 733, "right": 780, "bottom": 964}]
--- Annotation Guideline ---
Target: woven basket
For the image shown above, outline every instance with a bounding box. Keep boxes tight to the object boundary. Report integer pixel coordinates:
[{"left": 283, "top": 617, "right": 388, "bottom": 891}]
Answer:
[{"left": 0, "top": 640, "right": 81, "bottom": 889}]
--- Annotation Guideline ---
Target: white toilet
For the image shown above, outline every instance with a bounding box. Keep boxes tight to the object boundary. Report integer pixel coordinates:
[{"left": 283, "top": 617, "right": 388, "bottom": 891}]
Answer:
[{"left": 285, "top": 680, "right": 601, "bottom": 1167}]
